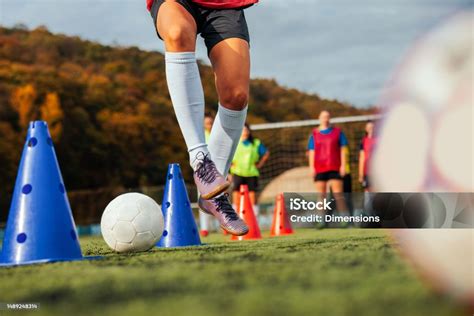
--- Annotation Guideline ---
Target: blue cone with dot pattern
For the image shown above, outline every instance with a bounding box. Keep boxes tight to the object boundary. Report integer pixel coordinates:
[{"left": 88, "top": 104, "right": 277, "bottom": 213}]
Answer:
[
  {"left": 157, "top": 163, "right": 201, "bottom": 247},
  {"left": 0, "top": 121, "right": 96, "bottom": 266}
]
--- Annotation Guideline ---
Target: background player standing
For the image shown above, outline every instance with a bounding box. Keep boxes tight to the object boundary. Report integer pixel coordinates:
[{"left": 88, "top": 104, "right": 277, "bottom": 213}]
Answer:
[
  {"left": 307, "top": 110, "right": 350, "bottom": 223},
  {"left": 359, "top": 121, "right": 377, "bottom": 192},
  {"left": 230, "top": 123, "right": 270, "bottom": 216}
]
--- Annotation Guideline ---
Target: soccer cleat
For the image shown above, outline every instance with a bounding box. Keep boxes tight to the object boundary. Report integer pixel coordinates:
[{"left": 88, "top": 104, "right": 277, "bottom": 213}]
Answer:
[
  {"left": 198, "top": 194, "right": 249, "bottom": 236},
  {"left": 200, "top": 230, "right": 209, "bottom": 237},
  {"left": 193, "top": 152, "right": 230, "bottom": 200}
]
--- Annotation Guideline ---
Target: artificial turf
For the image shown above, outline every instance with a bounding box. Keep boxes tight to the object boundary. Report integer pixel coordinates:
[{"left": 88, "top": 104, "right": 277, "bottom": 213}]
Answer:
[{"left": 0, "top": 229, "right": 464, "bottom": 316}]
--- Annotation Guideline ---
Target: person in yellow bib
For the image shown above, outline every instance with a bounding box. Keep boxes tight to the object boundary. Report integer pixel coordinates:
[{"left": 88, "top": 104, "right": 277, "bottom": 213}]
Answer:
[{"left": 230, "top": 123, "right": 270, "bottom": 214}]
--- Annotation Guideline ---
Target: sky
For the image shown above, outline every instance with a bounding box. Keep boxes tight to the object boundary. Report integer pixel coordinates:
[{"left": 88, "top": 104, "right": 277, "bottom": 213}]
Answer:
[{"left": 0, "top": 0, "right": 472, "bottom": 107}]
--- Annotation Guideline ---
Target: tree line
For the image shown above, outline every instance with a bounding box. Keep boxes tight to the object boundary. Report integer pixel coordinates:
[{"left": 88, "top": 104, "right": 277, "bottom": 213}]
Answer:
[{"left": 0, "top": 26, "right": 373, "bottom": 222}]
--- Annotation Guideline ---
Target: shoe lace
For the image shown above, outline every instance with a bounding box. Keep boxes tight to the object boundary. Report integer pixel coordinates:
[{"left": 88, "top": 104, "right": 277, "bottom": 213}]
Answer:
[
  {"left": 214, "top": 194, "right": 239, "bottom": 221},
  {"left": 194, "top": 152, "right": 219, "bottom": 184}
]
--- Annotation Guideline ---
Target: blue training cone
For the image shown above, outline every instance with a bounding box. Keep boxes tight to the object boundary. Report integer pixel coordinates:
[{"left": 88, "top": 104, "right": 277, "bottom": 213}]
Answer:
[
  {"left": 0, "top": 121, "right": 99, "bottom": 266},
  {"left": 157, "top": 164, "right": 201, "bottom": 247}
]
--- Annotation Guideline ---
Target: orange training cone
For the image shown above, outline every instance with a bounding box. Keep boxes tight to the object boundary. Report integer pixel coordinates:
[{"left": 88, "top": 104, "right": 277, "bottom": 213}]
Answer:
[
  {"left": 270, "top": 193, "right": 294, "bottom": 236},
  {"left": 231, "top": 185, "right": 261, "bottom": 240}
]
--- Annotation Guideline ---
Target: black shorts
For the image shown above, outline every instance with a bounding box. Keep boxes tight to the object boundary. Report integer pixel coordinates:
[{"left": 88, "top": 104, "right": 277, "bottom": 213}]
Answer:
[
  {"left": 150, "top": 0, "right": 250, "bottom": 54},
  {"left": 314, "top": 171, "right": 342, "bottom": 182},
  {"left": 232, "top": 174, "right": 258, "bottom": 192}
]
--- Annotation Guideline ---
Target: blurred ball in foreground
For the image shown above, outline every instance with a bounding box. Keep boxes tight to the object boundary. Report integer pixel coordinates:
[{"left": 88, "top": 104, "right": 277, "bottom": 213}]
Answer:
[
  {"left": 373, "top": 11, "right": 473, "bottom": 309},
  {"left": 392, "top": 229, "right": 473, "bottom": 309},
  {"left": 101, "top": 193, "right": 164, "bottom": 253},
  {"left": 373, "top": 11, "right": 473, "bottom": 192}
]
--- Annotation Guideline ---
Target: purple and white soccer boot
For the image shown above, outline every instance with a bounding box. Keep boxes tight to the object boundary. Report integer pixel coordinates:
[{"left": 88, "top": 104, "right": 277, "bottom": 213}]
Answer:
[
  {"left": 193, "top": 152, "right": 230, "bottom": 200},
  {"left": 198, "top": 194, "right": 249, "bottom": 236}
]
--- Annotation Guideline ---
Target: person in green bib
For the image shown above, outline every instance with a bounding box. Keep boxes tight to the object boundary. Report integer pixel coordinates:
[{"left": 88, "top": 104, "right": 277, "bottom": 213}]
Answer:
[{"left": 230, "top": 123, "right": 270, "bottom": 214}]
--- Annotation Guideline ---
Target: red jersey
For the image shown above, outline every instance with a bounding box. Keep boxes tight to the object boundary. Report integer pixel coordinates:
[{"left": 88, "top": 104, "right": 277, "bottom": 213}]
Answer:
[
  {"left": 312, "top": 127, "right": 342, "bottom": 173},
  {"left": 146, "top": 0, "right": 258, "bottom": 11},
  {"left": 361, "top": 136, "right": 377, "bottom": 176}
]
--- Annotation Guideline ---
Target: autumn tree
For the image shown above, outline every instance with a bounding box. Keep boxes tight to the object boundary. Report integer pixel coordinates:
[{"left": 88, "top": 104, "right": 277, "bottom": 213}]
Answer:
[
  {"left": 0, "top": 26, "right": 374, "bottom": 224},
  {"left": 0, "top": 122, "right": 21, "bottom": 222},
  {"left": 10, "top": 84, "right": 37, "bottom": 128},
  {"left": 40, "top": 92, "right": 63, "bottom": 140}
]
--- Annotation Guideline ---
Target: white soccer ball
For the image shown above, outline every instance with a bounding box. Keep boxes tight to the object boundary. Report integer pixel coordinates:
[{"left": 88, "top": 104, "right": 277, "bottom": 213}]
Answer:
[
  {"left": 373, "top": 12, "right": 473, "bottom": 309},
  {"left": 101, "top": 193, "right": 164, "bottom": 253},
  {"left": 373, "top": 11, "right": 473, "bottom": 192}
]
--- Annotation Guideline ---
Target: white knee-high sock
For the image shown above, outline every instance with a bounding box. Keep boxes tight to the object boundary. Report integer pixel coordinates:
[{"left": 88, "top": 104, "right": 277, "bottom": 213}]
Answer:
[
  {"left": 208, "top": 104, "right": 248, "bottom": 177},
  {"left": 165, "top": 52, "right": 208, "bottom": 169}
]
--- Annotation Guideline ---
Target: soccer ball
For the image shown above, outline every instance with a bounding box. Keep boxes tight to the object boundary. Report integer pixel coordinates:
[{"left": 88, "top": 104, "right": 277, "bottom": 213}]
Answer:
[
  {"left": 101, "top": 193, "right": 164, "bottom": 253},
  {"left": 372, "top": 11, "right": 472, "bottom": 192},
  {"left": 373, "top": 12, "right": 473, "bottom": 309}
]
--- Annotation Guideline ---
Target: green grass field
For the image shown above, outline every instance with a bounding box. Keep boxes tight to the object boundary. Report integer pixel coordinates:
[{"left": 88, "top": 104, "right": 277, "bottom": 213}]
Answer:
[{"left": 0, "top": 229, "right": 464, "bottom": 316}]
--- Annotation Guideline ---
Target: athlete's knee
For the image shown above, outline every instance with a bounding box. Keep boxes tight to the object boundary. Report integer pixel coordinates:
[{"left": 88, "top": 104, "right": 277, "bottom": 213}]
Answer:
[
  {"left": 162, "top": 25, "right": 195, "bottom": 51},
  {"left": 219, "top": 88, "right": 249, "bottom": 110}
]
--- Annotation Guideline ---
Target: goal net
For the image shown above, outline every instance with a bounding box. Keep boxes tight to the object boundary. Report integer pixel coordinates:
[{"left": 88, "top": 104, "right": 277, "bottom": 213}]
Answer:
[{"left": 250, "top": 114, "right": 381, "bottom": 205}]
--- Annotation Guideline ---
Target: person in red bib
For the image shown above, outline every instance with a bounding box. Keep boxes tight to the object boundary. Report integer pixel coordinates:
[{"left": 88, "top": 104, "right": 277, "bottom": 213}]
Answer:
[
  {"left": 147, "top": 0, "right": 258, "bottom": 236},
  {"left": 358, "top": 121, "right": 377, "bottom": 192},
  {"left": 307, "top": 111, "right": 349, "bottom": 222}
]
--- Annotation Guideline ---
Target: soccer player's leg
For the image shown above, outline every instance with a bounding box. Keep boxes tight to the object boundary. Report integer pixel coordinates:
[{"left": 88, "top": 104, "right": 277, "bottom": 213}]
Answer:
[
  {"left": 231, "top": 174, "right": 244, "bottom": 210},
  {"left": 314, "top": 179, "right": 328, "bottom": 228},
  {"left": 156, "top": 1, "right": 197, "bottom": 52},
  {"left": 208, "top": 38, "right": 250, "bottom": 175},
  {"left": 198, "top": 38, "right": 250, "bottom": 235},
  {"left": 196, "top": 7, "right": 251, "bottom": 235},
  {"left": 329, "top": 178, "right": 350, "bottom": 225},
  {"left": 157, "top": 1, "right": 230, "bottom": 200},
  {"left": 314, "top": 180, "right": 327, "bottom": 194}
]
